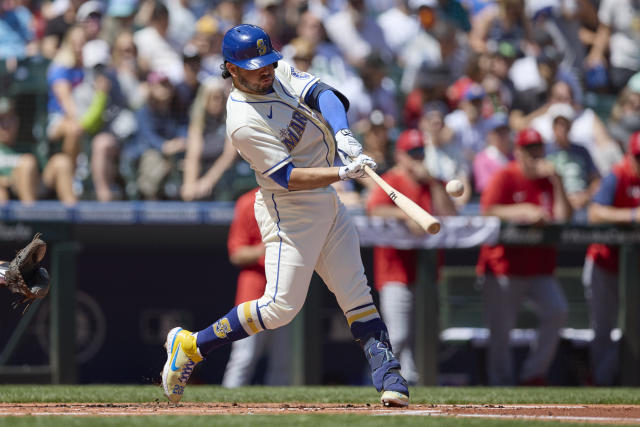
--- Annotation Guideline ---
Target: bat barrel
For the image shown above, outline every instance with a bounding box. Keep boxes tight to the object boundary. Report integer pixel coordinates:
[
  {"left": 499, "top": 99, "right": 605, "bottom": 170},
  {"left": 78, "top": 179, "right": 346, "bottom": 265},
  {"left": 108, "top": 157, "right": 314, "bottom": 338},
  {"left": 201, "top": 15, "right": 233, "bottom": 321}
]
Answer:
[{"left": 364, "top": 165, "right": 441, "bottom": 235}]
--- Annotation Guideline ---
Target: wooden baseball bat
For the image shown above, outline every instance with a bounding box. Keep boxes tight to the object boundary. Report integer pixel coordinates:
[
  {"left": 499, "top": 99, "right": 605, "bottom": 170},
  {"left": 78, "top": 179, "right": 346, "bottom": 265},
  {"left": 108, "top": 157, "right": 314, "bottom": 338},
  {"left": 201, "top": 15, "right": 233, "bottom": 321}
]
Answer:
[{"left": 364, "top": 165, "right": 441, "bottom": 234}]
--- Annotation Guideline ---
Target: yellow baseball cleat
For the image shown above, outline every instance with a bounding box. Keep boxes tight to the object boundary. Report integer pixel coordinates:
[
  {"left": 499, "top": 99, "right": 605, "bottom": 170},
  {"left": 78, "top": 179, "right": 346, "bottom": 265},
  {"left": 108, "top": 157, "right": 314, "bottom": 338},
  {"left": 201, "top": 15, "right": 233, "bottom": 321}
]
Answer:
[
  {"left": 161, "top": 327, "right": 203, "bottom": 403},
  {"left": 381, "top": 390, "right": 410, "bottom": 407}
]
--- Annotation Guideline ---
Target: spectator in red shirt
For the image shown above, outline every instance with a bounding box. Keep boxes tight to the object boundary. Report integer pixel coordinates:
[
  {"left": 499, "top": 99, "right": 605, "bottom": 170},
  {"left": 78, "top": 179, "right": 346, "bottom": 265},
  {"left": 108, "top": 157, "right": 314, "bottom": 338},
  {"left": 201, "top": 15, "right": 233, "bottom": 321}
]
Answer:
[
  {"left": 583, "top": 131, "right": 640, "bottom": 385},
  {"left": 222, "top": 188, "right": 291, "bottom": 387},
  {"left": 367, "top": 129, "right": 456, "bottom": 384},
  {"left": 477, "top": 128, "right": 572, "bottom": 386}
]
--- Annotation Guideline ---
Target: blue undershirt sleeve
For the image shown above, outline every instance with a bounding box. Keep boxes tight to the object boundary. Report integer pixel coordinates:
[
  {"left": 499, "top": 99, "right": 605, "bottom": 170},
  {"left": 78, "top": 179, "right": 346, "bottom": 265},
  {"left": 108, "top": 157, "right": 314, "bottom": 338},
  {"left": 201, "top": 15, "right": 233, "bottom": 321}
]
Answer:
[
  {"left": 304, "top": 82, "right": 350, "bottom": 134},
  {"left": 318, "top": 90, "right": 349, "bottom": 134},
  {"left": 269, "top": 162, "right": 295, "bottom": 189},
  {"left": 592, "top": 173, "right": 617, "bottom": 205}
]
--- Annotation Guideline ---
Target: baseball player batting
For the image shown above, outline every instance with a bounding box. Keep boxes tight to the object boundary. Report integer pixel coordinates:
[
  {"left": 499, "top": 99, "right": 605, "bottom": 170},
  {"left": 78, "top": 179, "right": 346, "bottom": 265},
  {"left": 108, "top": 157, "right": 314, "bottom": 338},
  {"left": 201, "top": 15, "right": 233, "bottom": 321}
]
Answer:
[{"left": 162, "top": 24, "right": 409, "bottom": 407}]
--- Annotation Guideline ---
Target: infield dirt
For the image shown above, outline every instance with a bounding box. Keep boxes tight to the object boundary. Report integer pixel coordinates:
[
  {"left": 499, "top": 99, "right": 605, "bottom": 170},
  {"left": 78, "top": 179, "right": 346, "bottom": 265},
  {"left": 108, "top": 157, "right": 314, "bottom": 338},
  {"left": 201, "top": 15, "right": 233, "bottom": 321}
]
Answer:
[{"left": 2, "top": 402, "right": 640, "bottom": 424}]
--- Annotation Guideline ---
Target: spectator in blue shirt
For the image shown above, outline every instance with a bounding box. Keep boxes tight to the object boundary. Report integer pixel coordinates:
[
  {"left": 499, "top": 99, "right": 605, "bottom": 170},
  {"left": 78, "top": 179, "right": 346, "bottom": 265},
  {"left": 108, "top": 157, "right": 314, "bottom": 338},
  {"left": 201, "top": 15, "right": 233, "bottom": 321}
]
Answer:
[
  {"left": 46, "top": 25, "right": 86, "bottom": 166},
  {"left": 0, "top": 0, "right": 35, "bottom": 63}
]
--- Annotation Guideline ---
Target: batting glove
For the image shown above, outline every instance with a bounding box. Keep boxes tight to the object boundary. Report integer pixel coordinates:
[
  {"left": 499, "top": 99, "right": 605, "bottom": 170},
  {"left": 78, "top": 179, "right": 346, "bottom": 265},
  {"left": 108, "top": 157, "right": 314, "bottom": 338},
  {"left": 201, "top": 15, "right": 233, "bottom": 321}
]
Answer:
[
  {"left": 339, "top": 154, "right": 377, "bottom": 180},
  {"left": 335, "top": 129, "right": 362, "bottom": 165}
]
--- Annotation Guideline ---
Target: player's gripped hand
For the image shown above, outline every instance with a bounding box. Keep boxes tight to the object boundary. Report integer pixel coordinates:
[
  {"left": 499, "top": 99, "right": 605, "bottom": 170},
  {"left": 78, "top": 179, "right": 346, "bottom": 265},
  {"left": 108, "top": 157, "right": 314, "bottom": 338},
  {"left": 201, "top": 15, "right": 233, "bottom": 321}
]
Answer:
[
  {"left": 355, "top": 153, "right": 377, "bottom": 171},
  {"left": 335, "top": 129, "right": 363, "bottom": 165},
  {"left": 339, "top": 154, "right": 377, "bottom": 180}
]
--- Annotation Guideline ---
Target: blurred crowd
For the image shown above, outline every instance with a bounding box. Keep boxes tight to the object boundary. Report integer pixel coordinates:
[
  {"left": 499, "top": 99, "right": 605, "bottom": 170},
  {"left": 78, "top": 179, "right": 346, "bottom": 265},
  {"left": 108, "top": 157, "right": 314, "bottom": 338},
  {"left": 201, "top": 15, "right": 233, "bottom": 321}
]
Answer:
[{"left": 0, "top": 0, "right": 637, "bottom": 208}]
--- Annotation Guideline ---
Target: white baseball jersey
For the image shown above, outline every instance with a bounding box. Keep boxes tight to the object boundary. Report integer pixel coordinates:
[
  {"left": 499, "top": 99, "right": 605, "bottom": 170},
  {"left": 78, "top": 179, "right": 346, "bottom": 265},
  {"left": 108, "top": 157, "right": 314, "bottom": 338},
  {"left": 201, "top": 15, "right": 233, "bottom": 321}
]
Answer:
[
  {"left": 225, "top": 61, "right": 381, "bottom": 334},
  {"left": 226, "top": 60, "right": 336, "bottom": 193}
]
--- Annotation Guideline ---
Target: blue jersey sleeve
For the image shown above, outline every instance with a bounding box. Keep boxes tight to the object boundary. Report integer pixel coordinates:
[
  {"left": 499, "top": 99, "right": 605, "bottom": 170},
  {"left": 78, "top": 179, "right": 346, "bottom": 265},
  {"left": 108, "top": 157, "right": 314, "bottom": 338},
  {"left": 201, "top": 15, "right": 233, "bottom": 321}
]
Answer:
[
  {"left": 270, "top": 162, "right": 295, "bottom": 189},
  {"left": 592, "top": 173, "right": 618, "bottom": 205}
]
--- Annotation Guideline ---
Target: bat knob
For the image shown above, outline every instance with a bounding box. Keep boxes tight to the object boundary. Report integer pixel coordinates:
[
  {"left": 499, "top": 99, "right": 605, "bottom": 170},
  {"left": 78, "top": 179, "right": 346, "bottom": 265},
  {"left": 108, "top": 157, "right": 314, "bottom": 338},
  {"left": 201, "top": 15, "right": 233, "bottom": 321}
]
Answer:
[{"left": 427, "top": 221, "right": 441, "bottom": 234}]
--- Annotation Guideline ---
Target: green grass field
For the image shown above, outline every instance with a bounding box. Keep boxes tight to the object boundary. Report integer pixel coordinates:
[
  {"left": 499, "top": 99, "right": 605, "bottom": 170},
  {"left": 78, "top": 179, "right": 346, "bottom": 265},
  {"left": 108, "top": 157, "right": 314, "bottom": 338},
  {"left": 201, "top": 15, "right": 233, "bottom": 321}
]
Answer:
[
  {"left": 0, "top": 386, "right": 638, "bottom": 426},
  {"left": 2, "top": 385, "right": 640, "bottom": 404}
]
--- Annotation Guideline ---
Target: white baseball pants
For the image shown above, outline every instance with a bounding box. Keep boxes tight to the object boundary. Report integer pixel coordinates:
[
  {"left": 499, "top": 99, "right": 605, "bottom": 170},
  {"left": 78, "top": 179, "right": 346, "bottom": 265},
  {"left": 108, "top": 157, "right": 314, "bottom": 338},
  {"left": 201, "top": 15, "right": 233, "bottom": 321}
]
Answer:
[{"left": 250, "top": 189, "right": 377, "bottom": 331}]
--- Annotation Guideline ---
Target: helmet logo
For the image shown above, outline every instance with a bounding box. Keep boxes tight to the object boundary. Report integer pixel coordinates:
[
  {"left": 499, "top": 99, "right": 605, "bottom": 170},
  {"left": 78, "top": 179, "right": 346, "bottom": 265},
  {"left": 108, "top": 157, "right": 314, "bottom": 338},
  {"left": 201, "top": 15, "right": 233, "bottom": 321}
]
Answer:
[{"left": 256, "top": 39, "right": 267, "bottom": 56}]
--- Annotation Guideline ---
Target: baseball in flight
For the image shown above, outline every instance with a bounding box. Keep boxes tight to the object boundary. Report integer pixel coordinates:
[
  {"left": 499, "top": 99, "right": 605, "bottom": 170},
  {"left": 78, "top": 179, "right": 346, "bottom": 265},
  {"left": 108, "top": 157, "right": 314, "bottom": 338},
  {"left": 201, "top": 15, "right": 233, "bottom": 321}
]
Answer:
[{"left": 446, "top": 179, "right": 464, "bottom": 197}]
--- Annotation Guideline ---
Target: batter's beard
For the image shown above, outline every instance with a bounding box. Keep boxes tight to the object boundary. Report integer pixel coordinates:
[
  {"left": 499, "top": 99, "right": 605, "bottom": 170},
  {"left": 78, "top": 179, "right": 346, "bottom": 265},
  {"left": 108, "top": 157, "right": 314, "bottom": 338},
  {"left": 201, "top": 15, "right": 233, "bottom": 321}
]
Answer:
[{"left": 237, "top": 74, "right": 273, "bottom": 95}]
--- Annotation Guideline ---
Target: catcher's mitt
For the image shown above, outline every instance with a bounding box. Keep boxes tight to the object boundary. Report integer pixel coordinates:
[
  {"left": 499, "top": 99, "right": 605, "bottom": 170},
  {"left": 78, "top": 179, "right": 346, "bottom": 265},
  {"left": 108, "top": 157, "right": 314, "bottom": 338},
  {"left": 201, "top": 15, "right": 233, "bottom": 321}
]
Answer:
[{"left": 1, "top": 233, "right": 50, "bottom": 314}]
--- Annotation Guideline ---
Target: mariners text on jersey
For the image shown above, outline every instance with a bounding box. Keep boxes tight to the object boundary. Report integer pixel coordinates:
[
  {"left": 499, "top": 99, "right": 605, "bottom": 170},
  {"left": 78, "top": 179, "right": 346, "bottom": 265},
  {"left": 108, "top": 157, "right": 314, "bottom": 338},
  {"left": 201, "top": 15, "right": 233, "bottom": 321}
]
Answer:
[{"left": 280, "top": 111, "right": 308, "bottom": 152}]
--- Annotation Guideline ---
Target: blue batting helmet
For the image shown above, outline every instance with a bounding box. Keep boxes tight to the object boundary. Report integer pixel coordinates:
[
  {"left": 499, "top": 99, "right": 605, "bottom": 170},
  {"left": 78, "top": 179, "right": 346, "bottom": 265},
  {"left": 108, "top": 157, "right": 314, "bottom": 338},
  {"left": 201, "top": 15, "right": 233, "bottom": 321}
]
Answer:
[{"left": 222, "top": 24, "right": 283, "bottom": 70}]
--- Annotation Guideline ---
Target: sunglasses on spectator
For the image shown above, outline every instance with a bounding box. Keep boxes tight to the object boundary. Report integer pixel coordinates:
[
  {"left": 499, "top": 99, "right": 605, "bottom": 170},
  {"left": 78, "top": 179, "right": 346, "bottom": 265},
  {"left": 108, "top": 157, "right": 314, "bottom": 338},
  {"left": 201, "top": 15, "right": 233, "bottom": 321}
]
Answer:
[{"left": 522, "top": 144, "right": 545, "bottom": 158}]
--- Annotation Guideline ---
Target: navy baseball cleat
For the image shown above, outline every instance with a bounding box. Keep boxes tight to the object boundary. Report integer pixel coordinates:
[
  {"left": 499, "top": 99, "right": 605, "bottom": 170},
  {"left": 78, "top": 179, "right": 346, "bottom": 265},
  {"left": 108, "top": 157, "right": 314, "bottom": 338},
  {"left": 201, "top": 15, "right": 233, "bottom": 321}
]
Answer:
[
  {"left": 380, "top": 372, "right": 410, "bottom": 407},
  {"left": 362, "top": 331, "right": 410, "bottom": 407}
]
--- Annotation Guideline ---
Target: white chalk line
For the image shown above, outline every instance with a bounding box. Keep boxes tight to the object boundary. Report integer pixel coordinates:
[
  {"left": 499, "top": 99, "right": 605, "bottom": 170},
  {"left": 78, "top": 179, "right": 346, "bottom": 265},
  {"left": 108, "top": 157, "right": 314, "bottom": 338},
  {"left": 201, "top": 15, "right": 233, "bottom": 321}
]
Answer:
[
  {"left": 448, "top": 413, "right": 640, "bottom": 423},
  {"left": 374, "top": 409, "right": 640, "bottom": 423}
]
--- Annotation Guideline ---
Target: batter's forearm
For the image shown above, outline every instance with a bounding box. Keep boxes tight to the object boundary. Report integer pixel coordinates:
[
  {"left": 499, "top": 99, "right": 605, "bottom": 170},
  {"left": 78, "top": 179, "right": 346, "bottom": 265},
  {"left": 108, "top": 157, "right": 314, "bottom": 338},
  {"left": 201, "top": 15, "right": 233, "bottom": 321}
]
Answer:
[{"left": 288, "top": 167, "right": 341, "bottom": 190}]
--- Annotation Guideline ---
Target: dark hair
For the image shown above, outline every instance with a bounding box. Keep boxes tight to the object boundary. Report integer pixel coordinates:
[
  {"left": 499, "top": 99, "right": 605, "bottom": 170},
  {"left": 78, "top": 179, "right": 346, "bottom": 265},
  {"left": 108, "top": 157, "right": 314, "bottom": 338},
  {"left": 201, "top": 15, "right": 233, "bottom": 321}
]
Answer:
[
  {"left": 151, "top": 1, "right": 169, "bottom": 22},
  {"left": 220, "top": 62, "right": 231, "bottom": 79},
  {"left": 220, "top": 61, "right": 278, "bottom": 79}
]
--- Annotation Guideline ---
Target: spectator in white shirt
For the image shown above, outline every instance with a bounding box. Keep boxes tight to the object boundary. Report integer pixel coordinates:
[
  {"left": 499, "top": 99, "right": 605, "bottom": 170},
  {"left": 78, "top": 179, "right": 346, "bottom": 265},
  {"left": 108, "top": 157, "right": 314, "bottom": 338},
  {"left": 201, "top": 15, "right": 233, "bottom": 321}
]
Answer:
[
  {"left": 323, "top": 0, "right": 392, "bottom": 68},
  {"left": 133, "top": 1, "right": 184, "bottom": 84},
  {"left": 376, "top": 0, "right": 421, "bottom": 59}
]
